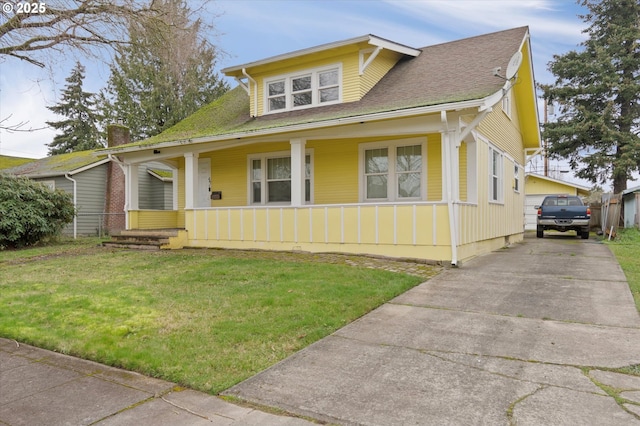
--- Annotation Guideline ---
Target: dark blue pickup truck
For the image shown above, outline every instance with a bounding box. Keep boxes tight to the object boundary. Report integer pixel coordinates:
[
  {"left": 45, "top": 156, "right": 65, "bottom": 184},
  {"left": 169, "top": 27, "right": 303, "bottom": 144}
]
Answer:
[{"left": 536, "top": 195, "right": 591, "bottom": 239}]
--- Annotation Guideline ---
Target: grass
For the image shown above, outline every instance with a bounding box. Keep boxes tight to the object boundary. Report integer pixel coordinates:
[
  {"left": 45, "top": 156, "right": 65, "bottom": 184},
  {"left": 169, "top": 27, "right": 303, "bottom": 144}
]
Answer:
[
  {"left": 605, "top": 227, "right": 640, "bottom": 312},
  {"left": 0, "top": 239, "right": 428, "bottom": 394}
]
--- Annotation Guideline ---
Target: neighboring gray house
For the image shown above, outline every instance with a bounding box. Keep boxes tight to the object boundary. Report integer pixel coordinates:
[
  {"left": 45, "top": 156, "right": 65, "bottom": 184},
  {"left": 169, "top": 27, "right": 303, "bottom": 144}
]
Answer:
[
  {"left": 141, "top": 167, "right": 174, "bottom": 210},
  {"left": 4, "top": 150, "right": 173, "bottom": 236},
  {"left": 622, "top": 186, "right": 640, "bottom": 229}
]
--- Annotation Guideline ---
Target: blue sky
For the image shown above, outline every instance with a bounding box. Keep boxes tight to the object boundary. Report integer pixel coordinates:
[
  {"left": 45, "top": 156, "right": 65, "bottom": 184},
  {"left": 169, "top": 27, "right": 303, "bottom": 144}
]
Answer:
[{"left": 0, "top": 0, "right": 589, "bottom": 182}]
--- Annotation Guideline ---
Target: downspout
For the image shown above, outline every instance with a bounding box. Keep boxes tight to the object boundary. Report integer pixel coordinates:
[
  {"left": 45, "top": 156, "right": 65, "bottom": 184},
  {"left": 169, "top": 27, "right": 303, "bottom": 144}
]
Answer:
[
  {"left": 242, "top": 68, "right": 258, "bottom": 118},
  {"left": 442, "top": 86, "right": 509, "bottom": 266},
  {"left": 64, "top": 173, "right": 77, "bottom": 239},
  {"left": 441, "top": 111, "right": 458, "bottom": 266}
]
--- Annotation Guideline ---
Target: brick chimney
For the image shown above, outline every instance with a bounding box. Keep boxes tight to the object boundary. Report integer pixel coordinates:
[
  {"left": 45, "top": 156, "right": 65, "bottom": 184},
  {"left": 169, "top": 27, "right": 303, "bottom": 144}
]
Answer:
[{"left": 103, "top": 124, "right": 130, "bottom": 234}]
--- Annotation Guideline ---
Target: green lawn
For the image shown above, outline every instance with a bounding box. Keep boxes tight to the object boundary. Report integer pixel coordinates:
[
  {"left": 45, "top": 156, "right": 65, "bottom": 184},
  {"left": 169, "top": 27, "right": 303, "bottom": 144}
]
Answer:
[
  {"left": 605, "top": 227, "right": 640, "bottom": 312},
  {"left": 0, "top": 239, "right": 431, "bottom": 393}
]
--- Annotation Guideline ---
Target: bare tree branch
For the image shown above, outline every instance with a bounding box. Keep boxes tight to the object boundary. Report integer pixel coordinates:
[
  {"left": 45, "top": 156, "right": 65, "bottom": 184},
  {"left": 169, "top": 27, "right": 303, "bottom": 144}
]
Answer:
[
  {"left": 0, "top": 115, "right": 49, "bottom": 132},
  {"left": 0, "top": 0, "right": 162, "bottom": 67}
]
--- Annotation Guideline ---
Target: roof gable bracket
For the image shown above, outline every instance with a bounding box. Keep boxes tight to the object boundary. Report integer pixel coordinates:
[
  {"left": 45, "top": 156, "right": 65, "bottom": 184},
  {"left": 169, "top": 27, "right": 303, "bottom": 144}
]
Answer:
[
  {"left": 458, "top": 108, "right": 490, "bottom": 144},
  {"left": 234, "top": 77, "right": 250, "bottom": 95},
  {"left": 359, "top": 46, "right": 383, "bottom": 75}
]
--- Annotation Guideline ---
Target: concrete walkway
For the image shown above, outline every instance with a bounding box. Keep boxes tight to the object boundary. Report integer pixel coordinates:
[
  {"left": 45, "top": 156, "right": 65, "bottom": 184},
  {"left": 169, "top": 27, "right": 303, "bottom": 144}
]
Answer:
[
  {"left": 2, "top": 235, "right": 640, "bottom": 425},
  {"left": 225, "top": 235, "right": 640, "bottom": 425},
  {"left": 0, "top": 338, "right": 315, "bottom": 425}
]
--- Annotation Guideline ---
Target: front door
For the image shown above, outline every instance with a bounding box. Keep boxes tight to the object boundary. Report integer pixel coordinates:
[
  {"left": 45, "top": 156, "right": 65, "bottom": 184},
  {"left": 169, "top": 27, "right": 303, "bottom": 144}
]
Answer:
[{"left": 197, "top": 158, "right": 211, "bottom": 207}]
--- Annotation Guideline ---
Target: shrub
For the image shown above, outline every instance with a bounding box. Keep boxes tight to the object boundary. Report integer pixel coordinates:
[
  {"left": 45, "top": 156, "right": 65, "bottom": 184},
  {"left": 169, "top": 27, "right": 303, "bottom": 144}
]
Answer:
[{"left": 0, "top": 174, "right": 75, "bottom": 249}]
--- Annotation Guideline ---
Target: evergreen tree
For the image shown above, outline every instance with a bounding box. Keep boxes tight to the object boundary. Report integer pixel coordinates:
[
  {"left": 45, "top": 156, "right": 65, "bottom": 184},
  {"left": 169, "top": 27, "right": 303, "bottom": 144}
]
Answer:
[
  {"left": 541, "top": 0, "right": 640, "bottom": 193},
  {"left": 46, "top": 62, "right": 104, "bottom": 155},
  {"left": 101, "top": 0, "right": 228, "bottom": 141}
]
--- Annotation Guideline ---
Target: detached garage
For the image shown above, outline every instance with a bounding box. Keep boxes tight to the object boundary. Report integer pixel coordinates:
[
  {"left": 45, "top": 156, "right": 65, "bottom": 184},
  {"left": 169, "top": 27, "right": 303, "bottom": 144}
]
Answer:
[{"left": 524, "top": 173, "right": 590, "bottom": 230}]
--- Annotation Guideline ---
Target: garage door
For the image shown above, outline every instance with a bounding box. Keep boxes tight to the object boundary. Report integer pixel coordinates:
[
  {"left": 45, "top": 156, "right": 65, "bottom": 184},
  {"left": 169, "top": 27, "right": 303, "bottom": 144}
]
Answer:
[{"left": 525, "top": 195, "right": 546, "bottom": 230}]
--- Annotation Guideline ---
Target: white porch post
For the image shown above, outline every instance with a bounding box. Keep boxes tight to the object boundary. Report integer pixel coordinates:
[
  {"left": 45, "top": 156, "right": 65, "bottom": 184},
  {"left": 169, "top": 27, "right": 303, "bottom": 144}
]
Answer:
[
  {"left": 290, "top": 138, "right": 306, "bottom": 207},
  {"left": 124, "top": 164, "right": 139, "bottom": 230},
  {"left": 184, "top": 152, "right": 199, "bottom": 209},
  {"left": 127, "top": 164, "right": 139, "bottom": 211},
  {"left": 441, "top": 111, "right": 459, "bottom": 265}
]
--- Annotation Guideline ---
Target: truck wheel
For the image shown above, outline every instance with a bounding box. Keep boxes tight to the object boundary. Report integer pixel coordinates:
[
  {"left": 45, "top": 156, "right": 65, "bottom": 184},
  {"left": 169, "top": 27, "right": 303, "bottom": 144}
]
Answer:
[
  {"left": 536, "top": 226, "right": 544, "bottom": 238},
  {"left": 581, "top": 230, "right": 589, "bottom": 239}
]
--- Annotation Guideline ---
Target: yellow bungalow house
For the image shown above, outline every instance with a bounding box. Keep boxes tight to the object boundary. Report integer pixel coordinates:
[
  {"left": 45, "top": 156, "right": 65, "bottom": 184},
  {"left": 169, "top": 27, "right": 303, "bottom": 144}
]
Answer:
[{"left": 103, "top": 27, "right": 540, "bottom": 265}]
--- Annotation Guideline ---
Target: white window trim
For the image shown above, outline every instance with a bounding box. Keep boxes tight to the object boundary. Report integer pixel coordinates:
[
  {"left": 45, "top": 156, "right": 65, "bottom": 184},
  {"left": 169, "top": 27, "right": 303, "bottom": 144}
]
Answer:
[
  {"left": 263, "top": 64, "right": 342, "bottom": 114},
  {"left": 514, "top": 163, "right": 521, "bottom": 193},
  {"left": 247, "top": 149, "right": 314, "bottom": 205},
  {"left": 489, "top": 145, "right": 504, "bottom": 204},
  {"left": 502, "top": 91, "right": 512, "bottom": 119},
  {"left": 358, "top": 137, "right": 428, "bottom": 202}
]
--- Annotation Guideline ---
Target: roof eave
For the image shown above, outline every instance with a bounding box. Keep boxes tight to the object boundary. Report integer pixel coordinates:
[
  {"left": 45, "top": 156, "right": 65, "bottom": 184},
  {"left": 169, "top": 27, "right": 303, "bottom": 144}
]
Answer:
[
  {"left": 525, "top": 172, "right": 591, "bottom": 192},
  {"left": 11, "top": 157, "right": 109, "bottom": 178},
  {"left": 222, "top": 34, "right": 420, "bottom": 76},
  {"left": 103, "top": 94, "right": 498, "bottom": 156}
]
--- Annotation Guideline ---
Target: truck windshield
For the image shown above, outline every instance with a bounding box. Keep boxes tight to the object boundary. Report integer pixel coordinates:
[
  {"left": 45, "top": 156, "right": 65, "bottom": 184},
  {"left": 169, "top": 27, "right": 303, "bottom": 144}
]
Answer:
[{"left": 543, "top": 197, "right": 581, "bottom": 206}]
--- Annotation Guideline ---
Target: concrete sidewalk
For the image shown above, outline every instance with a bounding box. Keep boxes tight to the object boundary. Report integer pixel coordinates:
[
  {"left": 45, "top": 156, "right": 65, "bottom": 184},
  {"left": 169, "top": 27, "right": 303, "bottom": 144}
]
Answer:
[
  {"left": 225, "top": 235, "right": 640, "bottom": 425},
  {"left": 0, "top": 338, "right": 314, "bottom": 425}
]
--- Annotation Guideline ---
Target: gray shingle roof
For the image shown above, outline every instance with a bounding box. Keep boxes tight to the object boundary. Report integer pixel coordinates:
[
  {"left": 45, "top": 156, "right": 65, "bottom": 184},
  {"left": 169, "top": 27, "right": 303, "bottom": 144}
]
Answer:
[{"left": 113, "top": 27, "right": 529, "bottom": 149}]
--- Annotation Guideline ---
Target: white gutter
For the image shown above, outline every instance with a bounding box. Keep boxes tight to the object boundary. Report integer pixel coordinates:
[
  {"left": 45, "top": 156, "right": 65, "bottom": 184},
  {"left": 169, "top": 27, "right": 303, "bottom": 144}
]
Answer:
[
  {"left": 242, "top": 68, "right": 258, "bottom": 118},
  {"left": 101, "top": 94, "right": 499, "bottom": 156},
  {"left": 441, "top": 111, "right": 458, "bottom": 266},
  {"left": 64, "top": 173, "right": 77, "bottom": 239}
]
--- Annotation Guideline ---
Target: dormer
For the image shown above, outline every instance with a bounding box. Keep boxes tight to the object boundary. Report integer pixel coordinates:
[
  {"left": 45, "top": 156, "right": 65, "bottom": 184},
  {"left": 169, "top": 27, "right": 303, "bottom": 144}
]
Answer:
[{"left": 222, "top": 35, "right": 421, "bottom": 117}]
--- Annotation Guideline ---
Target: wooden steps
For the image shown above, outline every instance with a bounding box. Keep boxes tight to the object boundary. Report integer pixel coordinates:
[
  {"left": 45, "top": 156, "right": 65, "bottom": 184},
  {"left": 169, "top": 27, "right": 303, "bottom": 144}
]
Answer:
[{"left": 102, "top": 229, "right": 185, "bottom": 250}]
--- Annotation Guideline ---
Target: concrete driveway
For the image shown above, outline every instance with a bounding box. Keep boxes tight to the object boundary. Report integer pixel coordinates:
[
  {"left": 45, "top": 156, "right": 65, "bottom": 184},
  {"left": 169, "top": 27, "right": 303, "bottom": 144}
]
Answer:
[{"left": 225, "top": 234, "right": 640, "bottom": 425}]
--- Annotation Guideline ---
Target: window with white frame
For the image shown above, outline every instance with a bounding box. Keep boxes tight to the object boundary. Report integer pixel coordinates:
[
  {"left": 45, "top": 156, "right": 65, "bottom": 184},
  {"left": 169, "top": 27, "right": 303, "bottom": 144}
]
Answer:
[
  {"left": 265, "top": 65, "right": 341, "bottom": 113},
  {"left": 249, "top": 152, "right": 312, "bottom": 204},
  {"left": 514, "top": 164, "right": 520, "bottom": 192},
  {"left": 489, "top": 147, "right": 503, "bottom": 202},
  {"left": 361, "top": 139, "right": 426, "bottom": 201}
]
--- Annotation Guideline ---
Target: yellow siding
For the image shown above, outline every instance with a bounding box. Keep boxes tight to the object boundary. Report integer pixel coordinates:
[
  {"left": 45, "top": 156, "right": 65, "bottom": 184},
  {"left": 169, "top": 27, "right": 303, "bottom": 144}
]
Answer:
[
  {"left": 525, "top": 176, "right": 578, "bottom": 195},
  {"left": 137, "top": 210, "right": 178, "bottom": 229},
  {"left": 207, "top": 142, "right": 290, "bottom": 207},
  {"left": 177, "top": 158, "right": 185, "bottom": 227},
  {"left": 342, "top": 53, "right": 361, "bottom": 103},
  {"left": 186, "top": 204, "right": 453, "bottom": 262},
  {"left": 246, "top": 42, "right": 401, "bottom": 116},
  {"left": 309, "top": 139, "right": 359, "bottom": 204},
  {"left": 175, "top": 135, "right": 442, "bottom": 209},
  {"left": 457, "top": 140, "right": 525, "bottom": 246},
  {"left": 359, "top": 50, "right": 402, "bottom": 99},
  {"left": 427, "top": 134, "right": 442, "bottom": 201},
  {"left": 478, "top": 107, "right": 524, "bottom": 164},
  {"left": 459, "top": 142, "right": 468, "bottom": 201}
]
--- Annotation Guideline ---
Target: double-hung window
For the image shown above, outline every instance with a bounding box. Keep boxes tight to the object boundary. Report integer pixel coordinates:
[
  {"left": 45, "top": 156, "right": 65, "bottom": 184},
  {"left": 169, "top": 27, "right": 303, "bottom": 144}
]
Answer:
[
  {"left": 361, "top": 139, "right": 426, "bottom": 201},
  {"left": 514, "top": 164, "right": 520, "bottom": 192},
  {"left": 265, "top": 65, "right": 341, "bottom": 113},
  {"left": 489, "top": 147, "right": 503, "bottom": 202},
  {"left": 250, "top": 152, "right": 312, "bottom": 204}
]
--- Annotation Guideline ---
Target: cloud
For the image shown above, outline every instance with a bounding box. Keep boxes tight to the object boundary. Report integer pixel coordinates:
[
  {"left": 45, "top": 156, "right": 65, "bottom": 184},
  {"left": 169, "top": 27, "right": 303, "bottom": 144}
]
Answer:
[{"left": 0, "top": 68, "right": 58, "bottom": 158}]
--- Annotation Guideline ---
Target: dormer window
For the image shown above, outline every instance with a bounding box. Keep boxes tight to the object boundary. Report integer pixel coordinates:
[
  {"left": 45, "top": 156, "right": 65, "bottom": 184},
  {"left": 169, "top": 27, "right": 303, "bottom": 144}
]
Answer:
[{"left": 265, "top": 65, "right": 341, "bottom": 113}]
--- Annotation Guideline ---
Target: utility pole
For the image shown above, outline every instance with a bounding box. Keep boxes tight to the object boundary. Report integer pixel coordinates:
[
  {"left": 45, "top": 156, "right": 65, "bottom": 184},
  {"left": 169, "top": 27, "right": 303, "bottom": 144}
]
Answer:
[{"left": 543, "top": 99, "right": 549, "bottom": 177}]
